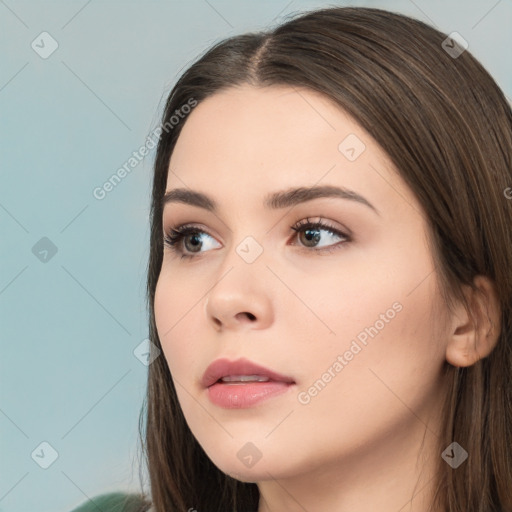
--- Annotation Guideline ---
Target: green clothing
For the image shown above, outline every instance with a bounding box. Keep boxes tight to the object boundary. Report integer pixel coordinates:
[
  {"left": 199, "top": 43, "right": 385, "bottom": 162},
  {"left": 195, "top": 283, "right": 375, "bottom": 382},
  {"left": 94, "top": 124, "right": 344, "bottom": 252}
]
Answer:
[{"left": 69, "top": 492, "right": 153, "bottom": 512}]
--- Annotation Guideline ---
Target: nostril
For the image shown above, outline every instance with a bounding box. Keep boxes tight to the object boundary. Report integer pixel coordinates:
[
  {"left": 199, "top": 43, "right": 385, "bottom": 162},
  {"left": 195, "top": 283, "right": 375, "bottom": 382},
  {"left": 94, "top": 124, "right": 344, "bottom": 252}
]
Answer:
[{"left": 237, "top": 312, "right": 256, "bottom": 321}]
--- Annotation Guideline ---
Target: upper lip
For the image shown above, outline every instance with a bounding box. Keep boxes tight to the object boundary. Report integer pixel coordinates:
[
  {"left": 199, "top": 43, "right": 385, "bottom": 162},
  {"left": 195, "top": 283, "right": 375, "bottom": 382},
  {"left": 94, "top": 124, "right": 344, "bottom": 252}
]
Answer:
[{"left": 201, "top": 357, "right": 295, "bottom": 388}]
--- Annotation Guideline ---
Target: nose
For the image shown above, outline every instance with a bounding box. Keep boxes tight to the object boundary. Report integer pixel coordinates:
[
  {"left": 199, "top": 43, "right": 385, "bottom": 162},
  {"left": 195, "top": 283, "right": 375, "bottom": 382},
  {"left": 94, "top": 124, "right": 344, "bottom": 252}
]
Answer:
[{"left": 205, "top": 261, "right": 274, "bottom": 332}]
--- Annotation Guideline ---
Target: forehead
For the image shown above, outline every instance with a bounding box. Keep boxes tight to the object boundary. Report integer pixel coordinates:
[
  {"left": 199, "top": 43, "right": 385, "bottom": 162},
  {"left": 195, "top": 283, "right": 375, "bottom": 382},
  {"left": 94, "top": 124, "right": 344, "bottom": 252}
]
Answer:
[
  {"left": 168, "top": 84, "right": 354, "bottom": 175},
  {"left": 165, "top": 84, "right": 418, "bottom": 215}
]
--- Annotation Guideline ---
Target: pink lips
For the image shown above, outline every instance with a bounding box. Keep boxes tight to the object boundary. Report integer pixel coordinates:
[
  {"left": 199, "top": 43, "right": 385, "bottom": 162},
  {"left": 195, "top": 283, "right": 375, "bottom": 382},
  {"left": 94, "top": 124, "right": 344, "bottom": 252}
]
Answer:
[{"left": 201, "top": 357, "right": 295, "bottom": 409}]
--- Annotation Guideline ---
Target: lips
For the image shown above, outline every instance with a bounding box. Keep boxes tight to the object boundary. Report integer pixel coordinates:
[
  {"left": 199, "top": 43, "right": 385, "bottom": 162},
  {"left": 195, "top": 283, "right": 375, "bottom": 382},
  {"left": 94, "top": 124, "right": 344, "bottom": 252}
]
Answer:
[
  {"left": 201, "top": 357, "right": 295, "bottom": 388},
  {"left": 202, "top": 358, "right": 295, "bottom": 409}
]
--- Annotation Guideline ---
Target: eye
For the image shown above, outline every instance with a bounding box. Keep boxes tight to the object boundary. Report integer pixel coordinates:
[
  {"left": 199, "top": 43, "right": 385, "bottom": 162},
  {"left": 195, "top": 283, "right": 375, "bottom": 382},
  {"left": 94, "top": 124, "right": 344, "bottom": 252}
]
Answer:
[
  {"left": 290, "top": 217, "right": 350, "bottom": 253},
  {"left": 163, "top": 224, "right": 221, "bottom": 260}
]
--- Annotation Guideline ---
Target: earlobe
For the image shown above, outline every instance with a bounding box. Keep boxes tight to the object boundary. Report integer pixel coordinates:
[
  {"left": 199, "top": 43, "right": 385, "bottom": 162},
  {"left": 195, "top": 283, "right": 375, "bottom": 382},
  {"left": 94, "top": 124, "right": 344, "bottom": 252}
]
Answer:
[{"left": 445, "top": 275, "right": 501, "bottom": 368}]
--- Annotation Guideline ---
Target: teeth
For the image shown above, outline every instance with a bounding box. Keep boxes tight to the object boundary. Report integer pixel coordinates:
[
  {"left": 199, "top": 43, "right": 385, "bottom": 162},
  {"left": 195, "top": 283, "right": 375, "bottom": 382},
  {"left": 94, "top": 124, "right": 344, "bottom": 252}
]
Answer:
[{"left": 220, "top": 375, "right": 270, "bottom": 383}]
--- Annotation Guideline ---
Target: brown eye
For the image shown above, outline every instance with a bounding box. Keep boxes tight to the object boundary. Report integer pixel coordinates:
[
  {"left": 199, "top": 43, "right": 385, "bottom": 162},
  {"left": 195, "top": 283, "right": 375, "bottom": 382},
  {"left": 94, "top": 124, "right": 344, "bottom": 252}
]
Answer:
[
  {"left": 291, "top": 218, "right": 350, "bottom": 252},
  {"left": 299, "top": 228, "right": 322, "bottom": 247}
]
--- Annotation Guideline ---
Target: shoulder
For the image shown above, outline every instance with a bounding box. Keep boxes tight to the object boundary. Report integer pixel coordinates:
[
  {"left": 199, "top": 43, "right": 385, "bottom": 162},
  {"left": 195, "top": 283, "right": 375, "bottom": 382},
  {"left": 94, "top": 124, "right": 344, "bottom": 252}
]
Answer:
[{"left": 69, "top": 491, "right": 153, "bottom": 512}]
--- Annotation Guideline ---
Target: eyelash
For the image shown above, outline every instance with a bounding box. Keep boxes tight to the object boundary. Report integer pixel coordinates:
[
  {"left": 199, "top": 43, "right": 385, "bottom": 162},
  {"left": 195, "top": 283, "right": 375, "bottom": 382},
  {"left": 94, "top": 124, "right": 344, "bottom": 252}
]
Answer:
[{"left": 163, "top": 217, "right": 351, "bottom": 260}]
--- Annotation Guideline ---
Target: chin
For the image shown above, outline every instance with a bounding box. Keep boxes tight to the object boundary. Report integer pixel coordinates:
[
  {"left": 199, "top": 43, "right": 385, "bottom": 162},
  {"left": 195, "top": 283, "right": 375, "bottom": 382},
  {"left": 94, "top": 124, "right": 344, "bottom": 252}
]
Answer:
[
  {"left": 222, "top": 468, "right": 263, "bottom": 483},
  {"left": 199, "top": 439, "right": 304, "bottom": 484}
]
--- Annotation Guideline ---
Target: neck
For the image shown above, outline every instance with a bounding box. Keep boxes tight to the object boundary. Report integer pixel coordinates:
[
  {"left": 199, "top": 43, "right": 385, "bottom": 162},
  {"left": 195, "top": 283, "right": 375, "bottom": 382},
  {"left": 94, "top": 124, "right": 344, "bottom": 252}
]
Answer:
[{"left": 256, "top": 413, "right": 444, "bottom": 512}]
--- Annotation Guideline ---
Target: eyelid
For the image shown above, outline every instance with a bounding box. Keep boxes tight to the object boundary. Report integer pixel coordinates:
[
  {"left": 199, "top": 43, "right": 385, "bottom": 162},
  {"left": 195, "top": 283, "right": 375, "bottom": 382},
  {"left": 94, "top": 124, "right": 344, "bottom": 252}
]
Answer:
[
  {"left": 290, "top": 216, "right": 351, "bottom": 238},
  {"left": 164, "top": 222, "right": 217, "bottom": 239}
]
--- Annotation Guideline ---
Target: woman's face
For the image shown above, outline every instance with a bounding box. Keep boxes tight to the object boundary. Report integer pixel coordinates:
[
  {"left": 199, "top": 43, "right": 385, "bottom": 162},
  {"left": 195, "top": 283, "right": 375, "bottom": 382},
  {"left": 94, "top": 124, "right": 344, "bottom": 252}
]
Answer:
[{"left": 154, "top": 84, "right": 450, "bottom": 483}]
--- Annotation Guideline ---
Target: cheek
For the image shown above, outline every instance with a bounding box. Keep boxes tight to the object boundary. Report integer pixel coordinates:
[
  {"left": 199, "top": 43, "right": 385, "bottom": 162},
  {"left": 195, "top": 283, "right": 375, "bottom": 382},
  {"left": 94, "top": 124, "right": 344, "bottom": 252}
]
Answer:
[
  {"left": 289, "top": 236, "right": 447, "bottom": 407},
  {"left": 306, "top": 273, "right": 445, "bottom": 422},
  {"left": 153, "top": 272, "right": 204, "bottom": 378},
  {"left": 280, "top": 275, "right": 446, "bottom": 470},
  {"left": 280, "top": 250, "right": 425, "bottom": 356}
]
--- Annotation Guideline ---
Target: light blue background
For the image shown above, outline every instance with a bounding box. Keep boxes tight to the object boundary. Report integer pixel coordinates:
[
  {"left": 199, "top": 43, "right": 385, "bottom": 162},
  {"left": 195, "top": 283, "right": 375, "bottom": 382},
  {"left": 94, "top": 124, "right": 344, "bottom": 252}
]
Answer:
[{"left": 1, "top": 1, "right": 510, "bottom": 511}]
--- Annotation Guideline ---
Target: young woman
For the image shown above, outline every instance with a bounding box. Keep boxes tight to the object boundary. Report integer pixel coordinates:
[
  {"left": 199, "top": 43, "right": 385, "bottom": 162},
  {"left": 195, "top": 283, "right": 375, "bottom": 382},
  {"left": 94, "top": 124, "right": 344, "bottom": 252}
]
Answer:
[{"left": 71, "top": 6, "right": 512, "bottom": 512}]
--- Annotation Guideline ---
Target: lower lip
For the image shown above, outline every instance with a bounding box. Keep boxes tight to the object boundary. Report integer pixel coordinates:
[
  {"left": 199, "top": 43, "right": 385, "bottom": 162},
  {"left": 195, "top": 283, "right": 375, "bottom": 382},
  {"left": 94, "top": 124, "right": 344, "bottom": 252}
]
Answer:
[{"left": 207, "top": 381, "right": 293, "bottom": 408}]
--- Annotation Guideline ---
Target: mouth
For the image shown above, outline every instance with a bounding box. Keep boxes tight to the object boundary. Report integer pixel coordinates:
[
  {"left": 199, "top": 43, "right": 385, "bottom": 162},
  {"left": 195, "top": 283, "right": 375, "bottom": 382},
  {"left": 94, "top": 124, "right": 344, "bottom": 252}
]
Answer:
[
  {"left": 201, "top": 357, "right": 295, "bottom": 409},
  {"left": 219, "top": 375, "right": 273, "bottom": 383}
]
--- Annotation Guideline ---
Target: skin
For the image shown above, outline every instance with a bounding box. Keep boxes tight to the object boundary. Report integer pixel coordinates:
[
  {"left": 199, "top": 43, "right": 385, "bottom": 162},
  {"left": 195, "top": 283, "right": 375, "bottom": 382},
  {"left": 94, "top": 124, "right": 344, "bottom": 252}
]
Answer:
[{"left": 153, "top": 84, "right": 497, "bottom": 512}]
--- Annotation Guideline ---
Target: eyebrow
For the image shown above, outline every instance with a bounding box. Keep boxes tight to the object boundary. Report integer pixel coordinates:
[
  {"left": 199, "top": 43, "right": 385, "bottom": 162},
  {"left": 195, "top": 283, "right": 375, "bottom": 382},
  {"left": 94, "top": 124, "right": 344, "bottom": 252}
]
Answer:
[{"left": 161, "top": 185, "right": 379, "bottom": 215}]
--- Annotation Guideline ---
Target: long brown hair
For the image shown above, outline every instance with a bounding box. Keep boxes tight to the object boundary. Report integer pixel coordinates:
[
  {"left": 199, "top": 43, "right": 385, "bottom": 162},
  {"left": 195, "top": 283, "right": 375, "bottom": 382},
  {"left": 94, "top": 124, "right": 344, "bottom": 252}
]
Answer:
[{"left": 136, "top": 7, "right": 512, "bottom": 511}]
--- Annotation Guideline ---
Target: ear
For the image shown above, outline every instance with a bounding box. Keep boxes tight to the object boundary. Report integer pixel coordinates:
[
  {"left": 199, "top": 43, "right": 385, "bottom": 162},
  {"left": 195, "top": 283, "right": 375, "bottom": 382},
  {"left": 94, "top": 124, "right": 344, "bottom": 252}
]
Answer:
[{"left": 445, "top": 275, "right": 501, "bottom": 367}]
